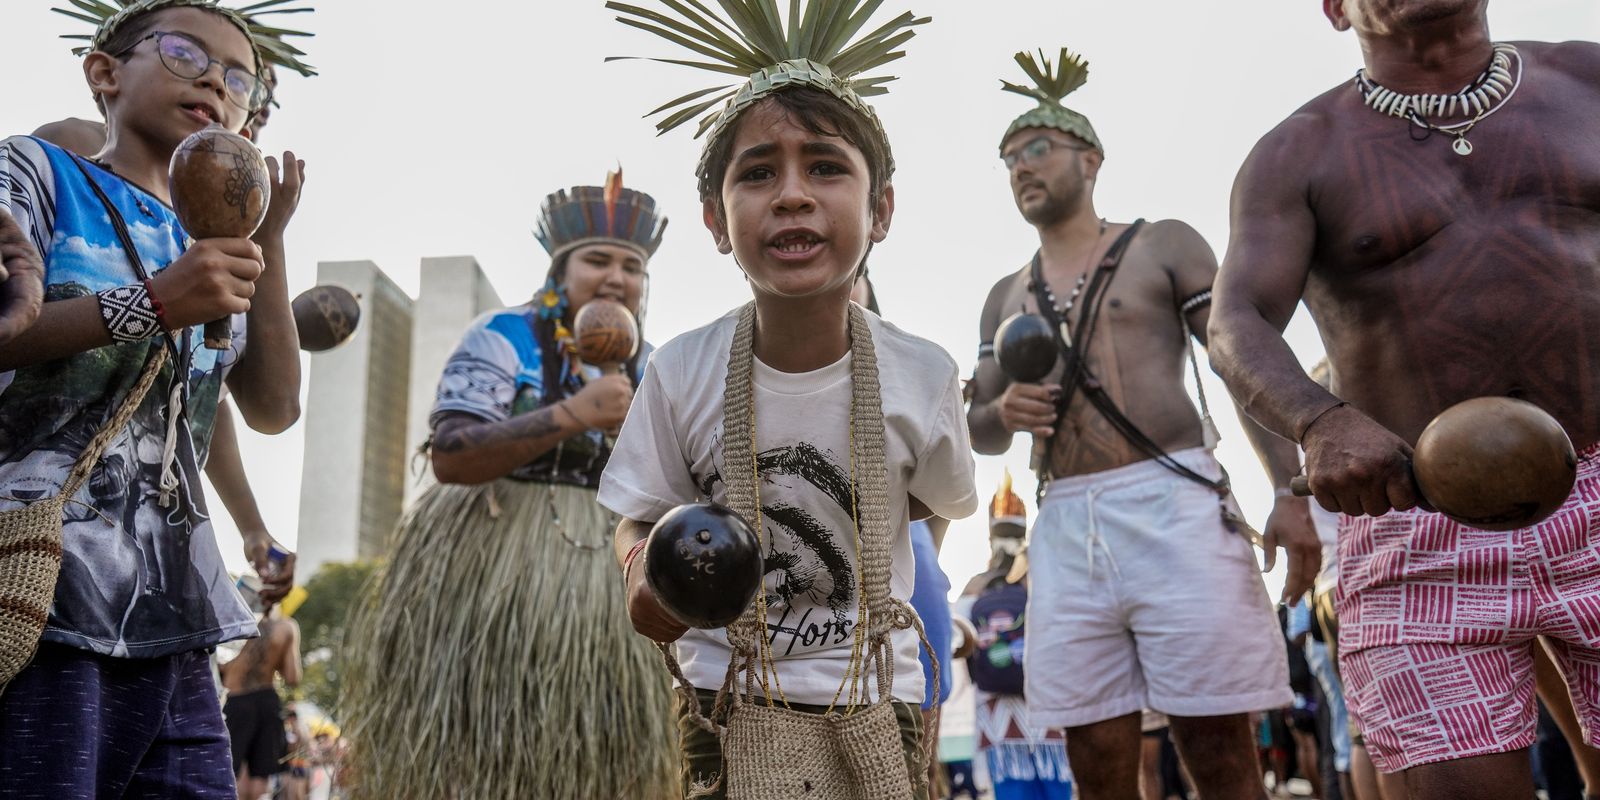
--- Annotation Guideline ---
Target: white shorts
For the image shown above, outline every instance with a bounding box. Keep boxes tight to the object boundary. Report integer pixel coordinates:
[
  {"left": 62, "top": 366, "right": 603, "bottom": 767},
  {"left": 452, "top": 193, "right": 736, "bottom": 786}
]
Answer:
[{"left": 1025, "top": 448, "right": 1291, "bottom": 728}]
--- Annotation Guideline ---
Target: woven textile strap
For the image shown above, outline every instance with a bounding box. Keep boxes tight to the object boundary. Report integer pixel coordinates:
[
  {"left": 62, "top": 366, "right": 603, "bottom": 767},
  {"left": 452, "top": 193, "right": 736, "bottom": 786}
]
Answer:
[
  {"left": 720, "top": 302, "right": 895, "bottom": 675},
  {"left": 0, "top": 344, "right": 169, "bottom": 690}
]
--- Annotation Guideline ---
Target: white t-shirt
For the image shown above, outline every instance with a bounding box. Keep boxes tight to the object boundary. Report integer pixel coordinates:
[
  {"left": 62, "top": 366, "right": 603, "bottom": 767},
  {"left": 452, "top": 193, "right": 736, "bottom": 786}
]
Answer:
[{"left": 599, "top": 306, "right": 979, "bottom": 705}]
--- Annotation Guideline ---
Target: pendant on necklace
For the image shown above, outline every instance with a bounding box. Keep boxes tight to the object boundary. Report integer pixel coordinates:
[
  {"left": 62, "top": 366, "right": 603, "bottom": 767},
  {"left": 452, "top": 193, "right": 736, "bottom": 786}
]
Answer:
[
  {"left": 1059, "top": 320, "right": 1073, "bottom": 348},
  {"left": 1453, "top": 137, "right": 1474, "bottom": 157}
]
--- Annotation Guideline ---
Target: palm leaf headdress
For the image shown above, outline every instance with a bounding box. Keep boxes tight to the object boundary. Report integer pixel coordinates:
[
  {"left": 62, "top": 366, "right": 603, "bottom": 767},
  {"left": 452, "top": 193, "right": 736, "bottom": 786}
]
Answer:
[
  {"left": 1000, "top": 47, "right": 1101, "bottom": 155},
  {"left": 54, "top": 0, "right": 317, "bottom": 77},
  {"left": 606, "top": 0, "right": 929, "bottom": 198}
]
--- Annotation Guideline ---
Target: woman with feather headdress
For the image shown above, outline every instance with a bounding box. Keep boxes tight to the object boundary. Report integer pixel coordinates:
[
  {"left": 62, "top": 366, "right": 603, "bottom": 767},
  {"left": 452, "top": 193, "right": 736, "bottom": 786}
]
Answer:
[{"left": 339, "top": 171, "right": 678, "bottom": 799}]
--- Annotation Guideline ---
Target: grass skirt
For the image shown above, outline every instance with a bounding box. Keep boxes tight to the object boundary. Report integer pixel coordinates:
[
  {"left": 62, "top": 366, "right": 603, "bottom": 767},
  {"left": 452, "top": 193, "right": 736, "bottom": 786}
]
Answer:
[{"left": 341, "top": 478, "right": 677, "bottom": 799}]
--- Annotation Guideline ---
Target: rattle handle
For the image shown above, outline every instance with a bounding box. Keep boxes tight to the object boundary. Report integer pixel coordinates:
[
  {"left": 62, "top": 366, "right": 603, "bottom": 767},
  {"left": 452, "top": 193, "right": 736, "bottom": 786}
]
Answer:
[
  {"left": 204, "top": 318, "right": 231, "bottom": 350},
  {"left": 1289, "top": 463, "right": 1423, "bottom": 499}
]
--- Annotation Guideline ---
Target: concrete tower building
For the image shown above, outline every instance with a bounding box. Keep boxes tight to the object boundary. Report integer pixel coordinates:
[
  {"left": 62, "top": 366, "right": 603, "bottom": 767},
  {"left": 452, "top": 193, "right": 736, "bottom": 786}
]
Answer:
[
  {"left": 295, "top": 260, "right": 413, "bottom": 579},
  {"left": 404, "top": 256, "right": 504, "bottom": 505},
  {"left": 296, "top": 256, "right": 505, "bottom": 579}
]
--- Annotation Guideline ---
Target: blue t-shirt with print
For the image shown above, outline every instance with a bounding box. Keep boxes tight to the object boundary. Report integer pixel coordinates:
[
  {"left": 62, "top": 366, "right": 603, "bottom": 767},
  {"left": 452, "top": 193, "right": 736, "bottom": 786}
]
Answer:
[{"left": 0, "top": 136, "right": 254, "bottom": 658}]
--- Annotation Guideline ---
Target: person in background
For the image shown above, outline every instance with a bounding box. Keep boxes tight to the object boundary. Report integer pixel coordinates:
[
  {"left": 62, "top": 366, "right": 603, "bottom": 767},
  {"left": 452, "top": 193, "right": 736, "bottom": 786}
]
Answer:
[{"left": 965, "top": 474, "right": 1073, "bottom": 800}]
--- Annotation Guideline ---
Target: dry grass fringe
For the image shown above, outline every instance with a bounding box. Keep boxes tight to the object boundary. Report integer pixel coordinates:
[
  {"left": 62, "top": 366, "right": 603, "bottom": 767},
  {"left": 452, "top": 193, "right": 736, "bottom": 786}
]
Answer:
[{"left": 341, "top": 478, "right": 678, "bottom": 799}]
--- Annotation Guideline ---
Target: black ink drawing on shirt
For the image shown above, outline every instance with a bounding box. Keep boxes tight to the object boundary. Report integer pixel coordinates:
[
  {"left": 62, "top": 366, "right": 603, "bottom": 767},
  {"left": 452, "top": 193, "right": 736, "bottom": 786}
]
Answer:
[{"left": 704, "top": 440, "right": 859, "bottom": 654}]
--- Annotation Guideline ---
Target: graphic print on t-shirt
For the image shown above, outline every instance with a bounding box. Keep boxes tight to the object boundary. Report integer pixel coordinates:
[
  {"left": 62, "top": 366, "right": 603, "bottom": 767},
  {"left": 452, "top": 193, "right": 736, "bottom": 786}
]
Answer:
[
  {"left": 0, "top": 136, "right": 253, "bottom": 658},
  {"left": 702, "top": 438, "right": 862, "bottom": 657}
]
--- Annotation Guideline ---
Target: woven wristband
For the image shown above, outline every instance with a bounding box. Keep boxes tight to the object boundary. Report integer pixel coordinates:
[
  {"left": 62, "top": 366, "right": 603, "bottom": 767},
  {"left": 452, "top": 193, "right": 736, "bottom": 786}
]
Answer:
[{"left": 96, "top": 283, "right": 162, "bottom": 343}]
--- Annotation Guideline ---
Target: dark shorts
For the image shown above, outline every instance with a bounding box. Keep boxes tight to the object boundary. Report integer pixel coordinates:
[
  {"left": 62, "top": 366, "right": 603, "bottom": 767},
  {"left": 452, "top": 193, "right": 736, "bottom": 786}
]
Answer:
[
  {"left": 678, "top": 688, "right": 924, "bottom": 800},
  {"left": 224, "top": 686, "right": 285, "bottom": 778},
  {"left": 0, "top": 642, "right": 234, "bottom": 799}
]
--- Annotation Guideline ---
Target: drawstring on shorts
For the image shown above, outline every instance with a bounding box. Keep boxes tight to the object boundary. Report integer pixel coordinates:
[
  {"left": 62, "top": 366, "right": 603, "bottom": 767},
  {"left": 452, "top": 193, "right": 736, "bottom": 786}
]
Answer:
[{"left": 1082, "top": 487, "right": 1121, "bottom": 582}]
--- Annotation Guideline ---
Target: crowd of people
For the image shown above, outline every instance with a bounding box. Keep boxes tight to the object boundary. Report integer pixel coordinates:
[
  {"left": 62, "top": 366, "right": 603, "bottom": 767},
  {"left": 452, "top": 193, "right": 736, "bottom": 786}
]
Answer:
[{"left": 0, "top": 0, "right": 1596, "bottom": 799}]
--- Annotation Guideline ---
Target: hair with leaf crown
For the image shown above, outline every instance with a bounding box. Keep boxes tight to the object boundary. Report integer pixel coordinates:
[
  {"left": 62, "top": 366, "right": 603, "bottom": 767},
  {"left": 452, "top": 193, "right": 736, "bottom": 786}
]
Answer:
[
  {"left": 55, "top": 0, "right": 317, "bottom": 77},
  {"left": 606, "top": 0, "right": 928, "bottom": 200},
  {"left": 1000, "top": 47, "right": 1101, "bottom": 156}
]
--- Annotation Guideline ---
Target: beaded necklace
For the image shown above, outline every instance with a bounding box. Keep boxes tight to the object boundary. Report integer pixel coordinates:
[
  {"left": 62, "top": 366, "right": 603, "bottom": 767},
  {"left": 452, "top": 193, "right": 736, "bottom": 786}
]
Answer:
[
  {"left": 1355, "top": 43, "right": 1523, "bottom": 157},
  {"left": 1028, "top": 218, "right": 1107, "bottom": 347}
]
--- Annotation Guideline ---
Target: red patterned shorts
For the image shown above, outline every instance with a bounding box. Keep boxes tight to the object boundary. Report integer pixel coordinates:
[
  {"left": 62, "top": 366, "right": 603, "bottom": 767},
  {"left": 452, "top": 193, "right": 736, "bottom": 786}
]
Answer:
[{"left": 1336, "top": 444, "right": 1600, "bottom": 772}]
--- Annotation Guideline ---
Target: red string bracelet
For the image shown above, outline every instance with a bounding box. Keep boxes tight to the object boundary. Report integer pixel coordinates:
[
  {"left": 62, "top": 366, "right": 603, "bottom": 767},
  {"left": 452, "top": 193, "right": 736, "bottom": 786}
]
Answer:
[
  {"left": 622, "top": 537, "right": 649, "bottom": 583},
  {"left": 141, "top": 278, "right": 169, "bottom": 330}
]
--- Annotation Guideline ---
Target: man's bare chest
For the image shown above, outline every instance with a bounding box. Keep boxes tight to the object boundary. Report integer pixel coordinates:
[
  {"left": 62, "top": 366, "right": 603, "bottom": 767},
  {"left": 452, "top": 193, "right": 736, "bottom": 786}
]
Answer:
[
  {"left": 1311, "top": 81, "right": 1600, "bottom": 272},
  {"left": 1003, "top": 258, "right": 1185, "bottom": 364}
]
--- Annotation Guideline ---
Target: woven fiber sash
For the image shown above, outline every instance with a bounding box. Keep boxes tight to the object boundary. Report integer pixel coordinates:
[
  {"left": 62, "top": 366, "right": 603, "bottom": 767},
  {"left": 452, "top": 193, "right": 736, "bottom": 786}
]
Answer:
[{"left": 0, "top": 344, "right": 169, "bottom": 690}]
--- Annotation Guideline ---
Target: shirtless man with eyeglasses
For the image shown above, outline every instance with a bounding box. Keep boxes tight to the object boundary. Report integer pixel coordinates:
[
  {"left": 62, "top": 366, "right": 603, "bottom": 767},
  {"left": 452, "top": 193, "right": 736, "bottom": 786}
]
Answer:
[{"left": 967, "top": 71, "right": 1314, "bottom": 799}]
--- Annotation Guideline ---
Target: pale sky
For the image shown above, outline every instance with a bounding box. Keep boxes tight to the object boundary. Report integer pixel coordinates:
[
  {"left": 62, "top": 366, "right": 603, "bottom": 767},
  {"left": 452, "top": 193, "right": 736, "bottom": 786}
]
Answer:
[{"left": 4, "top": 1, "right": 1596, "bottom": 599}]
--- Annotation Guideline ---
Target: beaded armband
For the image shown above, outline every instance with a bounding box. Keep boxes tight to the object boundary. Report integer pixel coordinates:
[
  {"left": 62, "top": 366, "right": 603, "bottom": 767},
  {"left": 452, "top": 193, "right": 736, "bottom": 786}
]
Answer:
[
  {"left": 1180, "top": 289, "right": 1213, "bottom": 315},
  {"left": 96, "top": 283, "right": 163, "bottom": 343}
]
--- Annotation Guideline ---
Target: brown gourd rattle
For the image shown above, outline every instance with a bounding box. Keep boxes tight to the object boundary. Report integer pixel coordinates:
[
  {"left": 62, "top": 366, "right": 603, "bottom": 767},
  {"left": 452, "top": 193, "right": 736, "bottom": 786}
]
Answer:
[
  {"left": 291, "top": 285, "right": 362, "bottom": 352},
  {"left": 1291, "top": 396, "right": 1577, "bottom": 532},
  {"left": 572, "top": 298, "right": 639, "bottom": 375},
  {"left": 168, "top": 124, "right": 271, "bottom": 350}
]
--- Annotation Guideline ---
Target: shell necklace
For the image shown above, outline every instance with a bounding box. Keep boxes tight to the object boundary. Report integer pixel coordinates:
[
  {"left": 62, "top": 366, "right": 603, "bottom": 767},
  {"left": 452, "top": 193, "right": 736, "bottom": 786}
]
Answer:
[{"left": 1354, "top": 43, "right": 1522, "bottom": 157}]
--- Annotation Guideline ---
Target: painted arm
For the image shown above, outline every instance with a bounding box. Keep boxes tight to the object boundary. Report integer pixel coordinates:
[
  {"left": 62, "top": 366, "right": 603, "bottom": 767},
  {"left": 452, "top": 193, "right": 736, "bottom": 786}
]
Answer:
[
  {"left": 1208, "top": 121, "right": 1417, "bottom": 519},
  {"left": 1163, "top": 217, "right": 1319, "bottom": 602},
  {"left": 430, "top": 372, "right": 634, "bottom": 484}
]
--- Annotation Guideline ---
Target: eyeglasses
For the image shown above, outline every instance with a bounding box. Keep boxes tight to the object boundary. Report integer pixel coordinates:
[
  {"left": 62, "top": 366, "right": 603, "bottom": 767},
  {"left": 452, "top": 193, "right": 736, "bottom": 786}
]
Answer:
[
  {"left": 116, "top": 31, "right": 265, "bottom": 114},
  {"left": 1001, "top": 135, "right": 1092, "bottom": 170}
]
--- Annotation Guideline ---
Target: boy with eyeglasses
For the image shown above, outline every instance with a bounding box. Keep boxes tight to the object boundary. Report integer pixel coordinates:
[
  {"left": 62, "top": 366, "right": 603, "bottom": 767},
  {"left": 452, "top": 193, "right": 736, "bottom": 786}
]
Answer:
[
  {"left": 32, "top": 0, "right": 314, "bottom": 633},
  {"left": 0, "top": 1, "right": 301, "bottom": 796}
]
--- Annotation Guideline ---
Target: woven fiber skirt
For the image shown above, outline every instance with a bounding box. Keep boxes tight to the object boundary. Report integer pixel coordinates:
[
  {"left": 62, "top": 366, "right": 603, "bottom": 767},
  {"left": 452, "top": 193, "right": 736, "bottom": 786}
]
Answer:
[{"left": 341, "top": 478, "right": 677, "bottom": 799}]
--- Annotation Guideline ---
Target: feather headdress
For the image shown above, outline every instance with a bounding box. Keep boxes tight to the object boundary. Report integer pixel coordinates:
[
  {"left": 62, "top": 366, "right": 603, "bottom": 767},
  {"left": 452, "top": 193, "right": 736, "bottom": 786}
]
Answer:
[
  {"left": 606, "top": 0, "right": 928, "bottom": 199},
  {"left": 55, "top": 0, "right": 316, "bottom": 77},
  {"left": 1000, "top": 47, "right": 1101, "bottom": 155},
  {"left": 535, "top": 169, "right": 668, "bottom": 263},
  {"left": 989, "top": 468, "right": 1027, "bottom": 530}
]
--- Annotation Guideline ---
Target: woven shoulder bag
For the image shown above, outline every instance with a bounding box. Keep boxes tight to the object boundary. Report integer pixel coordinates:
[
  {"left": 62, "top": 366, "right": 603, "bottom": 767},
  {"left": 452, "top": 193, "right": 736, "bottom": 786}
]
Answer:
[{"left": 0, "top": 344, "right": 168, "bottom": 689}]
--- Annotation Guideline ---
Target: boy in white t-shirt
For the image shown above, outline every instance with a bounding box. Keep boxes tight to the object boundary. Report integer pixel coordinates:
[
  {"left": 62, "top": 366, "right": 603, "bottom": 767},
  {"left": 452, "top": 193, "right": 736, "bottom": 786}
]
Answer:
[{"left": 597, "top": 4, "right": 976, "bottom": 798}]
